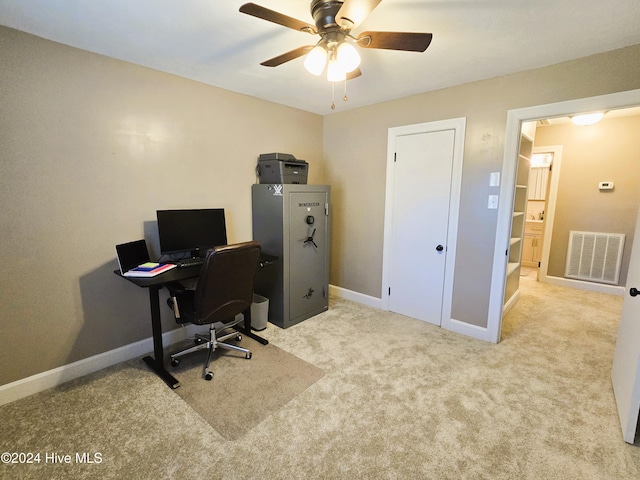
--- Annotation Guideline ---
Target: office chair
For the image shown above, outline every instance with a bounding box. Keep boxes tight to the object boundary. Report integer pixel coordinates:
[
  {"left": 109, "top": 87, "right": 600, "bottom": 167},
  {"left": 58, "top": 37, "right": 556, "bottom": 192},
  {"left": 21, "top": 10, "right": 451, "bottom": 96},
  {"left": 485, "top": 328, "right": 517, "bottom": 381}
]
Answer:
[{"left": 166, "top": 241, "right": 261, "bottom": 381}]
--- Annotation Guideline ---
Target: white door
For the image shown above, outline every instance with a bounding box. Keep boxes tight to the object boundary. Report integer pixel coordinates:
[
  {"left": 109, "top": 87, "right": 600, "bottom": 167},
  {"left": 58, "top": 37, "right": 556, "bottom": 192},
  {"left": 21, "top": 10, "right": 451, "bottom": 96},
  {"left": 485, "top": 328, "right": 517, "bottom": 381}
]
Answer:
[
  {"left": 387, "top": 129, "right": 455, "bottom": 325},
  {"left": 611, "top": 208, "right": 640, "bottom": 444}
]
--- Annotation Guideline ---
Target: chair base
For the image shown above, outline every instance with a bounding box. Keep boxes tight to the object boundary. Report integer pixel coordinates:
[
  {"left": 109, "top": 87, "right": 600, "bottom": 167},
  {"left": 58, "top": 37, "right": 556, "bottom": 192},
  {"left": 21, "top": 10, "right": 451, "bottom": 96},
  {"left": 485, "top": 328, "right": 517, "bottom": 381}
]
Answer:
[{"left": 170, "top": 324, "right": 251, "bottom": 380}]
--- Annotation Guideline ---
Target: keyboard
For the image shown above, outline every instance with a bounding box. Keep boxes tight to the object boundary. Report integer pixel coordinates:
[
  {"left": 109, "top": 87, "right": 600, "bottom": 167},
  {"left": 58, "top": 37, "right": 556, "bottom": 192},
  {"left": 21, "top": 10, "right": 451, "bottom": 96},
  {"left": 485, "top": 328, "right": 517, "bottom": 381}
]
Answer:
[{"left": 176, "top": 257, "right": 204, "bottom": 268}]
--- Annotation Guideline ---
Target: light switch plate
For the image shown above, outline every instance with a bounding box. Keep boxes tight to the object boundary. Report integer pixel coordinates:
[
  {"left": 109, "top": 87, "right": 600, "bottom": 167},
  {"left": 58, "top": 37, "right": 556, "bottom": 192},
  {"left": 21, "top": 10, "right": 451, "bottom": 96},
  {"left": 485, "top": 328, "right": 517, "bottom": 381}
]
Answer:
[{"left": 489, "top": 172, "right": 500, "bottom": 187}]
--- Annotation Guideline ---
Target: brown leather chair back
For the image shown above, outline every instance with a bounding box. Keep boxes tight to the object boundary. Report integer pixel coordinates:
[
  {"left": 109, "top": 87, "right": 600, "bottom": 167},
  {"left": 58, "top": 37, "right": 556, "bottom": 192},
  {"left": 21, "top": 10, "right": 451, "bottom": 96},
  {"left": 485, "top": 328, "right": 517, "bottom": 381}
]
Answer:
[{"left": 193, "top": 241, "right": 261, "bottom": 325}]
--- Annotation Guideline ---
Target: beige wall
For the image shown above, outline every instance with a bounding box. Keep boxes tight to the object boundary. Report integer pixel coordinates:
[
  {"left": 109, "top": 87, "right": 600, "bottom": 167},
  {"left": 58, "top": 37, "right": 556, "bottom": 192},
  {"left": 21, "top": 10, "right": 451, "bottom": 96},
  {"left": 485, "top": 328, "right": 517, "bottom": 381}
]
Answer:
[
  {"left": 2, "top": 23, "right": 640, "bottom": 387},
  {"left": 0, "top": 27, "right": 323, "bottom": 386},
  {"left": 323, "top": 44, "right": 640, "bottom": 327},
  {"left": 534, "top": 115, "right": 640, "bottom": 283}
]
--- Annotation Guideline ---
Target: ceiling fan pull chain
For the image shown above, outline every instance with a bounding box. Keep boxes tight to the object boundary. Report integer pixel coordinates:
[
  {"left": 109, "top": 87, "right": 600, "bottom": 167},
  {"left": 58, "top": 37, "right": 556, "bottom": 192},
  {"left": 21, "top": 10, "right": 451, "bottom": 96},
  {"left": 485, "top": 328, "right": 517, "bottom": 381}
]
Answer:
[
  {"left": 331, "top": 81, "right": 336, "bottom": 110},
  {"left": 343, "top": 79, "right": 348, "bottom": 102}
]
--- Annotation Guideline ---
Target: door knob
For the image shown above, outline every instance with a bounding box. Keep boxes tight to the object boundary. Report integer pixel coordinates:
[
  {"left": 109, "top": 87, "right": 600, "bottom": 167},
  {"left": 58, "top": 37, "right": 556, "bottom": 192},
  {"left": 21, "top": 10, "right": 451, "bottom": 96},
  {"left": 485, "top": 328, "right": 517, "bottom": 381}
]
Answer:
[
  {"left": 436, "top": 245, "right": 444, "bottom": 252},
  {"left": 630, "top": 287, "right": 639, "bottom": 297}
]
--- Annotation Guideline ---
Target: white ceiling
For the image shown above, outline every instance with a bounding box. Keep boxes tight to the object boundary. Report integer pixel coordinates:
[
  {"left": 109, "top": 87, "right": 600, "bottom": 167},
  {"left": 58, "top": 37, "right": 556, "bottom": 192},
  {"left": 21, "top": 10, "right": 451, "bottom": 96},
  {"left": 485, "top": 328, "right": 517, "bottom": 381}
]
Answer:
[{"left": 2, "top": 0, "right": 640, "bottom": 115}]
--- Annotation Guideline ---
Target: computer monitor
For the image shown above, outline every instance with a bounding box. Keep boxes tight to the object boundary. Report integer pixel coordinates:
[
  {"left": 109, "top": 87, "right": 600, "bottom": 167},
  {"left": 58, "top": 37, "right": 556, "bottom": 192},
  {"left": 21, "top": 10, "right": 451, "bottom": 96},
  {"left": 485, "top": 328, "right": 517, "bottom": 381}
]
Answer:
[{"left": 156, "top": 208, "right": 228, "bottom": 257}]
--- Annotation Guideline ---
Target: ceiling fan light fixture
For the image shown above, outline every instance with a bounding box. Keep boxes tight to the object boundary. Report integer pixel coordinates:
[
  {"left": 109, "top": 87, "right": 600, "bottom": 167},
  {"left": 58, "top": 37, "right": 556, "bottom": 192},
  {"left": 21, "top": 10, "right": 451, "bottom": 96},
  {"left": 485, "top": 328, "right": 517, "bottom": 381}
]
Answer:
[
  {"left": 303, "top": 45, "right": 327, "bottom": 76},
  {"left": 571, "top": 112, "right": 606, "bottom": 126},
  {"left": 336, "top": 41, "right": 361, "bottom": 73},
  {"left": 327, "top": 57, "right": 346, "bottom": 82},
  {"left": 239, "top": 1, "right": 433, "bottom": 109}
]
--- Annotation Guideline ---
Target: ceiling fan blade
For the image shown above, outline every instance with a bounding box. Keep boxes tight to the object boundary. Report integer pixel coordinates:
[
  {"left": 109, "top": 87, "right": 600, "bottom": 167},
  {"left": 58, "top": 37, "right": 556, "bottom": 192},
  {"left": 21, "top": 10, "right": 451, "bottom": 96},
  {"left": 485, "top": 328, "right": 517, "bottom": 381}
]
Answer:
[
  {"left": 260, "top": 46, "right": 314, "bottom": 67},
  {"left": 239, "top": 3, "right": 317, "bottom": 34},
  {"left": 357, "top": 31, "right": 433, "bottom": 52},
  {"left": 346, "top": 68, "right": 362, "bottom": 81},
  {"left": 335, "top": 0, "right": 382, "bottom": 29}
]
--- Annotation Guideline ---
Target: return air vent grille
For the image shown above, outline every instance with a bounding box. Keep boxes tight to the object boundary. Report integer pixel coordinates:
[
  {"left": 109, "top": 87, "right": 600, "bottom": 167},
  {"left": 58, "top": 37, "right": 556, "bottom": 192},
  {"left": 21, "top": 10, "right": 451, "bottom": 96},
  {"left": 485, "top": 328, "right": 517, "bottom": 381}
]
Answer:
[{"left": 565, "top": 231, "right": 625, "bottom": 285}]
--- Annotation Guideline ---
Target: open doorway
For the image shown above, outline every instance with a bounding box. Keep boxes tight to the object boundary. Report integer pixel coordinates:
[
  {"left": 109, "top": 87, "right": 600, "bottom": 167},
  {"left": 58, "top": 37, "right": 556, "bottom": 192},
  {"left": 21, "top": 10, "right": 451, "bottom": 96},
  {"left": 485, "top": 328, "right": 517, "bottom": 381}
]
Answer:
[
  {"left": 487, "top": 88, "right": 640, "bottom": 343},
  {"left": 519, "top": 147, "right": 556, "bottom": 281},
  {"left": 520, "top": 108, "right": 640, "bottom": 297}
]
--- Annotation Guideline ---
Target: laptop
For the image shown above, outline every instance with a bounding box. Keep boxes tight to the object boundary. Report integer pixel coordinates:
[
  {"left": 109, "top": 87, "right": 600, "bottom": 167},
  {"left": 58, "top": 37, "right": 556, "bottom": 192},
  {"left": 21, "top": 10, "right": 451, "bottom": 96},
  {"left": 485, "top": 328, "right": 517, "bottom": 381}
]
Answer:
[{"left": 115, "top": 239, "right": 151, "bottom": 275}]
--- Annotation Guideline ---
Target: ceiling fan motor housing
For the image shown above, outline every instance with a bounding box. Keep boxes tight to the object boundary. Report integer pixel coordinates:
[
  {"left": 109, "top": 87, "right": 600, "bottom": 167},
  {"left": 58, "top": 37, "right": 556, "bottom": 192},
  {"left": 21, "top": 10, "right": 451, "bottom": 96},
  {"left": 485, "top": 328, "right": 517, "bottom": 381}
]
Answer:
[{"left": 311, "top": 0, "right": 346, "bottom": 30}]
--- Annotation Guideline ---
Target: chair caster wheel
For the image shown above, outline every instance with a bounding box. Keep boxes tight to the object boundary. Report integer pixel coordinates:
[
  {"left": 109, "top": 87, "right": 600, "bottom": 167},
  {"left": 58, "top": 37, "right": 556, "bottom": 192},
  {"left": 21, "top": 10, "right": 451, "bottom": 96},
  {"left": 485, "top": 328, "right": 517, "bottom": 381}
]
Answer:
[
  {"left": 205, "top": 372, "right": 214, "bottom": 381},
  {"left": 246, "top": 352, "right": 252, "bottom": 360},
  {"left": 236, "top": 334, "right": 242, "bottom": 342},
  {"left": 171, "top": 358, "right": 180, "bottom": 367}
]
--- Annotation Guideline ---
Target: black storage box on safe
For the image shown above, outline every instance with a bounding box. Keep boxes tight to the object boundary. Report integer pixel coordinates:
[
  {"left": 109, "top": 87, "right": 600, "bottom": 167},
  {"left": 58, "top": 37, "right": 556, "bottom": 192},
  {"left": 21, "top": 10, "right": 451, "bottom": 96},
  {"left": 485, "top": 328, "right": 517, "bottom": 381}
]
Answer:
[{"left": 257, "top": 153, "right": 308, "bottom": 184}]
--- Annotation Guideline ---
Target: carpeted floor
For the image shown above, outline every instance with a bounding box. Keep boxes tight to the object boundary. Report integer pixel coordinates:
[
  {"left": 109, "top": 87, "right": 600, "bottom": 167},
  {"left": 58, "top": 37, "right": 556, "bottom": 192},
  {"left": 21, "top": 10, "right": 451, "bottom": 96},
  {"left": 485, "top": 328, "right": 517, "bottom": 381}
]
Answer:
[{"left": 1, "top": 277, "right": 640, "bottom": 479}]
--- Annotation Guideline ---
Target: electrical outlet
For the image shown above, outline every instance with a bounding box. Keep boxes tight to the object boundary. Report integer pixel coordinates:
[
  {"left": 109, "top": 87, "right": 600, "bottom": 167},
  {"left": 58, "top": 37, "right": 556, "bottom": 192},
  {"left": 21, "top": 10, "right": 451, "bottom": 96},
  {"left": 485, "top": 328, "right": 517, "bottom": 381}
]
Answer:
[{"left": 488, "top": 195, "right": 499, "bottom": 209}]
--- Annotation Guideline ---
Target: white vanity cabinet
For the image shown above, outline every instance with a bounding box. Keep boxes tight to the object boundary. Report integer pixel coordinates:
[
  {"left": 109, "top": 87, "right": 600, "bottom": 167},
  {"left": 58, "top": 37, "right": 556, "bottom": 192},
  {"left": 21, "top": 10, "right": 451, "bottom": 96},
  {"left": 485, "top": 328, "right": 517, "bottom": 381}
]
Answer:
[{"left": 522, "top": 221, "right": 544, "bottom": 267}]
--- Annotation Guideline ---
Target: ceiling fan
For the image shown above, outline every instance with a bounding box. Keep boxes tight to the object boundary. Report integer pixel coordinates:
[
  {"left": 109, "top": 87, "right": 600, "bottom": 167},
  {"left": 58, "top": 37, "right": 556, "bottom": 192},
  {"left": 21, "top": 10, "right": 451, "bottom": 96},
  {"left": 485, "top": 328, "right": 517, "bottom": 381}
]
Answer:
[{"left": 239, "top": 0, "right": 433, "bottom": 106}]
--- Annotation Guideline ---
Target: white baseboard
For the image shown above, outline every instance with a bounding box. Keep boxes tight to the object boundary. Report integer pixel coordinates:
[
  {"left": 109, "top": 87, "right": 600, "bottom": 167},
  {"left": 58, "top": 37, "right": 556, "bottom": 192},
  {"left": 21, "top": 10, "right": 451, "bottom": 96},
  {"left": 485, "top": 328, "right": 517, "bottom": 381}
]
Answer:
[
  {"left": 443, "top": 317, "right": 497, "bottom": 343},
  {"left": 542, "top": 275, "right": 625, "bottom": 296},
  {"left": 503, "top": 290, "right": 521, "bottom": 316},
  {"left": 0, "top": 325, "right": 199, "bottom": 407},
  {"left": 329, "top": 284, "right": 383, "bottom": 309},
  {"left": 329, "top": 285, "right": 496, "bottom": 343}
]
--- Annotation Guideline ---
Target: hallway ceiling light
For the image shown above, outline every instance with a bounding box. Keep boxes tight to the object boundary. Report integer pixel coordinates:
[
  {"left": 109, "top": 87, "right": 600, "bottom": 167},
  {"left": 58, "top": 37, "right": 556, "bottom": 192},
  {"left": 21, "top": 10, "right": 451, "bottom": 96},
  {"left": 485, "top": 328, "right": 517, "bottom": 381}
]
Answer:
[{"left": 571, "top": 112, "right": 606, "bottom": 126}]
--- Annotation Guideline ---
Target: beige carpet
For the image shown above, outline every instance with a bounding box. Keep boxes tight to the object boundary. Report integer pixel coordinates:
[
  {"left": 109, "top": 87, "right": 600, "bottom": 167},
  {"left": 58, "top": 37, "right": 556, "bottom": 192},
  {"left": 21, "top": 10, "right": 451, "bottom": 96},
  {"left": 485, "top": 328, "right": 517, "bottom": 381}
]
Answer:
[
  {"left": 2, "top": 280, "right": 640, "bottom": 479},
  {"left": 170, "top": 335, "right": 325, "bottom": 440}
]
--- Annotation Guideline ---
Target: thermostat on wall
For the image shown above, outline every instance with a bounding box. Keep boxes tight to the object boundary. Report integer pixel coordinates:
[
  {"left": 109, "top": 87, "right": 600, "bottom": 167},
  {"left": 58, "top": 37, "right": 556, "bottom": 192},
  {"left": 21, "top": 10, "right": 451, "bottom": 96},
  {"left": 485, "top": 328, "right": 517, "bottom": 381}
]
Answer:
[{"left": 598, "top": 181, "right": 614, "bottom": 191}]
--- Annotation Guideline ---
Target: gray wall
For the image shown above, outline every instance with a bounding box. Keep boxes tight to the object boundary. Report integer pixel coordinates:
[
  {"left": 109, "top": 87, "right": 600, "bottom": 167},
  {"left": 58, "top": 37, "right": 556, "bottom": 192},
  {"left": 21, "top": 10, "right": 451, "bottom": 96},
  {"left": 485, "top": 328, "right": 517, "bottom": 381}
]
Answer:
[
  {"left": 0, "top": 27, "right": 323, "bottom": 386},
  {"left": 534, "top": 115, "right": 640, "bottom": 283},
  {"left": 323, "top": 44, "right": 640, "bottom": 327}
]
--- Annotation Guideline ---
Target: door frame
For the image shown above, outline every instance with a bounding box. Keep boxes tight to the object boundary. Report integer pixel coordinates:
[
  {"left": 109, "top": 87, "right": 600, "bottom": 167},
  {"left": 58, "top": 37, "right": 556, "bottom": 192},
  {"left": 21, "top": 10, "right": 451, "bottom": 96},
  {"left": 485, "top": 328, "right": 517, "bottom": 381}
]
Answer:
[
  {"left": 381, "top": 117, "right": 466, "bottom": 331},
  {"left": 487, "top": 88, "right": 640, "bottom": 344}
]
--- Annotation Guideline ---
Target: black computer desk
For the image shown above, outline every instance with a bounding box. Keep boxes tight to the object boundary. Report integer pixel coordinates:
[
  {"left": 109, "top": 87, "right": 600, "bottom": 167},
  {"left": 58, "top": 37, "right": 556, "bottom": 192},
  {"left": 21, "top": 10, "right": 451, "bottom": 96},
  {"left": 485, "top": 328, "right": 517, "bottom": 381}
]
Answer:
[{"left": 114, "top": 263, "right": 269, "bottom": 389}]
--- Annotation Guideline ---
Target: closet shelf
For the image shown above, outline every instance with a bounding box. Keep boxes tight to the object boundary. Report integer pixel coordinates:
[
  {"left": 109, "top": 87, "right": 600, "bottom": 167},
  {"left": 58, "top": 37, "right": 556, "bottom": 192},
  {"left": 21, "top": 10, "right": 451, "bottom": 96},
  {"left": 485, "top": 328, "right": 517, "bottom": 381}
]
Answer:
[{"left": 504, "top": 123, "right": 534, "bottom": 314}]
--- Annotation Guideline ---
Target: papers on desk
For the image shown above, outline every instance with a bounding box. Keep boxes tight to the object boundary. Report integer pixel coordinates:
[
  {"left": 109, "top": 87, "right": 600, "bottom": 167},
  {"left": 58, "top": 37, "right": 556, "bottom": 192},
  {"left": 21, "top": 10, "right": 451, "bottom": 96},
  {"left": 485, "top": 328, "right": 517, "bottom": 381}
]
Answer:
[{"left": 123, "top": 262, "right": 177, "bottom": 277}]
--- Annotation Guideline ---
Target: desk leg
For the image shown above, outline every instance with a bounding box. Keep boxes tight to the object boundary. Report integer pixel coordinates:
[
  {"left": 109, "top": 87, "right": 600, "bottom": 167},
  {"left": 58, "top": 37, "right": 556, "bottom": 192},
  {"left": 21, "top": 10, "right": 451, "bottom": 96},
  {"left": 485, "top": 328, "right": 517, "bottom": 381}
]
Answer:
[
  {"left": 238, "top": 308, "right": 269, "bottom": 345},
  {"left": 142, "top": 286, "right": 181, "bottom": 389}
]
